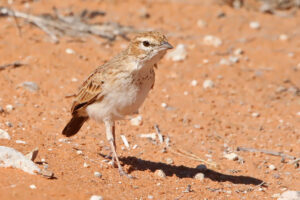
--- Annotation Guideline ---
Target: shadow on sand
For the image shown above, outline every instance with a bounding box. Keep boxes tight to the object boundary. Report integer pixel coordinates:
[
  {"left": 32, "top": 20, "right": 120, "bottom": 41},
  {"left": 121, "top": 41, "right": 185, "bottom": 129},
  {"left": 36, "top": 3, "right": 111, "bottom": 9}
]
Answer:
[{"left": 100, "top": 154, "right": 264, "bottom": 185}]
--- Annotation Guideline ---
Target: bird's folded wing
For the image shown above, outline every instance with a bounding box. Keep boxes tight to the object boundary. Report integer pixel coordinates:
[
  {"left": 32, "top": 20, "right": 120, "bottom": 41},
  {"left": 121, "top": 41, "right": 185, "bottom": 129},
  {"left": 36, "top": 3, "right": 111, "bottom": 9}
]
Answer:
[{"left": 71, "top": 75, "right": 103, "bottom": 115}]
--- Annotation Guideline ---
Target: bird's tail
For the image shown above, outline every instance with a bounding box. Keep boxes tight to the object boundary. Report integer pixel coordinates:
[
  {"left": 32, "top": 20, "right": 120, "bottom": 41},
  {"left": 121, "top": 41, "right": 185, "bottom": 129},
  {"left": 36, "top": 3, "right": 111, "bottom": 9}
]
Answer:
[{"left": 62, "top": 116, "right": 88, "bottom": 137}]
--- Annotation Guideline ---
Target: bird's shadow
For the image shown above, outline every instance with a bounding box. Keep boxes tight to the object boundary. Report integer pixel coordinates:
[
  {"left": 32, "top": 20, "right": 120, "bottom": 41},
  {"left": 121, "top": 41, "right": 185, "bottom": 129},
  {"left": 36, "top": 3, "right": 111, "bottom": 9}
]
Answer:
[{"left": 100, "top": 154, "right": 264, "bottom": 186}]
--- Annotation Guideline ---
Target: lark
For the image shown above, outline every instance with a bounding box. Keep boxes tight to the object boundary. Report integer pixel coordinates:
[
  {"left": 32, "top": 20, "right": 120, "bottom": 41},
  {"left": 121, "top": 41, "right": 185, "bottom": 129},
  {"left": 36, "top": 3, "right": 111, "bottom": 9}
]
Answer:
[{"left": 62, "top": 31, "right": 173, "bottom": 177}]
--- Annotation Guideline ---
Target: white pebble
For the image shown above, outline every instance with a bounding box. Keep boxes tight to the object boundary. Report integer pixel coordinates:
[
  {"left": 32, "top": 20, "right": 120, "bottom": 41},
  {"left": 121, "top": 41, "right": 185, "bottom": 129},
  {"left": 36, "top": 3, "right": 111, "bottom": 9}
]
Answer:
[
  {"left": 132, "top": 144, "right": 138, "bottom": 149},
  {"left": 15, "top": 140, "right": 26, "bottom": 144},
  {"left": 223, "top": 152, "right": 239, "bottom": 161},
  {"left": 296, "top": 112, "right": 300, "bottom": 116},
  {"left": 203, "top": 35, "right": 222, "bottom": 47},
  {"left": 234, "top": 48, "right": 244, "bottom": 55},
  {"left": 203, "top": 79, "right": 214, "bottom": 89},
  {"left": 166, "top": 44, "right": 187, "bottom": 62},
  {"left": 65, "top": 48, "right": 75, "bottom": 54},
  {"left": 229, "top": 56, "right": 239, "bottom": 63},
  {"left": 148, "top": 195, "right": 154, "bottom": 199},
  {"left": 21, "top": 81, "right": 39, "bottom": 92},
  {"left": 203, "top": 59, "right": 209, "bottom": 64},
  {"left": 5, "top": 104, "right": 14, "bottom": 112},
  {"left": 278, "top": 191, "right": 300, "bottom": 200},
  {"left": 0, "top": 129, "right": 11, "bottom": 140},
  {"left": 249, "top": 21, "right": 260, "bottom": 30},
  {"left": 161, "top": 102, "right": 167, "bottom": 108},
  {"left": 269, "top": 164, "right": 276, "bottom": 170},
  {"left": 41, "top": 158, "right": 46, "bottom": 162},
  {"left": 279, "top": 34, "right": 288, "bottom": 41},
  {"left": 155, "top": 169, "right": 166, "bottom": 178},
  {"left": 190, "top": 80, "right": 198, "bottom": 86},
  {"left": 71, "top": 78, "right": 78, "bottom": 82},
  {"left": 90, "top": 195, "right": 103, "bottom": 200},
  {"left": 83, "top": 162, "right": 90, "bottom": 168},
  {"left": 219, "top": 58, "right": 231, "bottom": 66},
  {"left": 76, "top": 150, "right": 83, "bottom": 155},
  {"left": 29, "top": 184, "right": 37, "bottom": 189},
  {"left": 94, "top": 171, "right": 102, "bottom": 178},
  {"left": 183, "top": 91, "right": 189, "bottom": 96},
  {"left": 194, "top": 172, "right": 205, "bottom": 181},
  {"left": 130, "top": 115, "right": 143, "bottom": 126},
  {"left": 252, "top": 112, "right": 260, "bottom": 118},
  {"left": 139, "top": 133, "right": 156, "bottom": 140},
  {"left": 197, "top": 19, "right": 207, "bottom": 28},
  {"left": 166, "top": 157, "right": 174, "bottom": 164}
]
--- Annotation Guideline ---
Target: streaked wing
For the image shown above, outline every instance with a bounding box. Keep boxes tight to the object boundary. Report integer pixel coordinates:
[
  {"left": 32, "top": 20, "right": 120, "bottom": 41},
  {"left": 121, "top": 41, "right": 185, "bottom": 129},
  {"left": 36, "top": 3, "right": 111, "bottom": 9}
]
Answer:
[{"left": 71, "top": 72, "right": 103, "bottom": 115}]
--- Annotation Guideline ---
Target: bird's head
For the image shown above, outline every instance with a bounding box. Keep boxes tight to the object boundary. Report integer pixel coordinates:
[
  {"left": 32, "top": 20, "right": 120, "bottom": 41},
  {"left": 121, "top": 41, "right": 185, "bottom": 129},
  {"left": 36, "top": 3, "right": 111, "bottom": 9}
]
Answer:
[{"left": 127, "top": 31, "right": 173, "bottom": 63}]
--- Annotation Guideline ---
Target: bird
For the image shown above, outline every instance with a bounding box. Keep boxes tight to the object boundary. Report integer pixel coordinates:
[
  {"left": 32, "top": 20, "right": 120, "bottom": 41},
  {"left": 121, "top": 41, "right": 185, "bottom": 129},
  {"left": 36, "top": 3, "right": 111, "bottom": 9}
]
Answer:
[{"left": 62, "top": 31, "right": 173, "bottom": 177}]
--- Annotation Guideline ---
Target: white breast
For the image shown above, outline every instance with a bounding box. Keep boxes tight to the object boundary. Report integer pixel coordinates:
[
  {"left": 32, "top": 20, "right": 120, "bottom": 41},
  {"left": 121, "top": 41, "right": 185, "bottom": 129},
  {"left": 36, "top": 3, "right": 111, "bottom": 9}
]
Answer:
[{"left": 86, "top": 62, "right": 155, "bottom": 122}]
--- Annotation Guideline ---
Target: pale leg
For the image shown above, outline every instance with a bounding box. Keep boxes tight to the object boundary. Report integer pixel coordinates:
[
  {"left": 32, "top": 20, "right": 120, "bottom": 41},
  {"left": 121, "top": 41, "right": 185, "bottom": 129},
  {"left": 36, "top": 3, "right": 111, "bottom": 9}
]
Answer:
[{"left": 104, "top": 119, "right": 132, "bottom": 178}]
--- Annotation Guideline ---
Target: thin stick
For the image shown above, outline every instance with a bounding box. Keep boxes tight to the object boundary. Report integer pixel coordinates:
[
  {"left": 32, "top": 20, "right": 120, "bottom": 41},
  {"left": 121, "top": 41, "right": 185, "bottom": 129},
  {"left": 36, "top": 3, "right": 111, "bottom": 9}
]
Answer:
[
  {"left": 0, "top": 61, "right": 24, "bottom": 70},
  {"left": 237, "top": 147, "right": 295, "bottom": 160},
  {"left": 168, "top": 147, "right": 219, "bottom": 169},
  {"left": 154, "top": 124, "right": 164, "bottom": 144}
]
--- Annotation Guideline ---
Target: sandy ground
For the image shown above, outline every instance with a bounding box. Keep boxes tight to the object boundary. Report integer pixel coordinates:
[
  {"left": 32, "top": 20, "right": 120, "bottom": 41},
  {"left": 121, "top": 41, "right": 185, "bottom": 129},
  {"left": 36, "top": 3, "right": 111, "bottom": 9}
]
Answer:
[{"left": 0, "top": 0, "right": 299, "bottom": 199}]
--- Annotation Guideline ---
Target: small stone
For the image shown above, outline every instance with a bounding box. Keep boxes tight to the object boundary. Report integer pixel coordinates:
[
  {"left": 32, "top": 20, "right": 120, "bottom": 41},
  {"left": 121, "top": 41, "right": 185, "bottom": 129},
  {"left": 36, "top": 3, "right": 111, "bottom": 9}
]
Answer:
[
  {"left": 94, "top": 171, "right": 102, "bottom": 178},
  {"left": 161, "top": 102, "right": 167, "bottom": 108},
  {"left": 29, "top": 184, "right": 37, "bottom": 189},
  {"left": 0, "top": 129, "right": 11, "bottom": 140},
  {"left": 15, "top": 140, "right": 26, "bottom": 144},
  {"left": 166, "top": 44, "right": 187, "bottom": 62},
  {"left": 252, "top": 112, "right": 260, "bottom": 118},
  {"left": 279, "top": 34, "right": 288, "bottom": 41},
  {"left": 5, "top": 121, "right": 13, "bottom": 127},
  {"left": 83, "top": 162, "right": 90, "bottom": 168},
  {"left": 76, "top": 150, "right": 83, "bottom": 155},
  {"left": 249, "top": 21, "right": 260, "bottom": 30},
  {"left": 139, "top": 7, "right": 150, "bottom": 18},
  {"left": 203, "top": 35, "right": 222, "bottom": 47},
  {"left": 139, "top": 133, "right": 156, "bottom": 140},
  {"left": 190, "top": 80, "right": 198, "bottom": 86},
  {"left": 194, "top": 172, "right": 205, "bottom": 181},
  {"left": 219, "top": 58, "right": 231, "bottom": 66},
  {"left": 234, "top": 48, "right": 244, "bottom": 55},
  {"left": 25, "top": 148, "right": 39, "bottom": 161},
  {"left": 155, "top": 169, "right": 166, "bottom": 178},
  {"left": 21, "top": 81, "right": 39, "bottom": 92},
  {"left": 71, "top": 78, "right": 78, "bottom": 82},
  {"left": 90, "top": 195, "right": 103, "bottom": 200},
  {"left": 148, "top": 195, "right": 154, "bottom": 199},
  {"left": 278, "top": 191, "right": 300, "bottom": 200},
  {"left": 130, "top": 115, "right": 143, "bottom": 126},
  {"left": 197, "top": 19, "right": 207, "bottom": 28},
  {"left": 5, "top": 104, "right": 14, "bottom": 112},
  {"left": 224, "top": 152, "right": 239, "bottom": 161},
  {"left": 229, "top": 56, "right": 239, "bottom": 63},
  {"left": 166, "top": 157, "right": 174, "bottom": 164},
  {"left": 65, "top": 48, "right": 75, "bottom": 54},
  {"left": 0, "top": 106, "right": 4, "bottom": 113},
  {"left": 296, "top": 112, "right": 300, "bottom": 116},
  {"left": 196, "top": 164, "right": 207, "bottom": 171},
  {"left": 272, "top": 193, "right": 281, "bottom": 198},
  {"left": 203, "top": 79, "right": 214, "bottom": 89},
  {"left": 269, "top": 164, "right": 276, "bottom": 171}
]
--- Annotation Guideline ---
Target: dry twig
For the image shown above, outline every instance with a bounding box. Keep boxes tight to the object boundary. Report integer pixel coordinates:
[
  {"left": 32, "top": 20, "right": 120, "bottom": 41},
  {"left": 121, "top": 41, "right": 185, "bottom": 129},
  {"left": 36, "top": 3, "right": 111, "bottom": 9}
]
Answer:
[
  {"left": 0, "top": 7, "right": 137, "bottom": 43},
  {"left": 0, "top": 61, "right": 24, "bottom": 71},
  {"left": 237, "top": 146, "right": 295, "bottom": 160}
]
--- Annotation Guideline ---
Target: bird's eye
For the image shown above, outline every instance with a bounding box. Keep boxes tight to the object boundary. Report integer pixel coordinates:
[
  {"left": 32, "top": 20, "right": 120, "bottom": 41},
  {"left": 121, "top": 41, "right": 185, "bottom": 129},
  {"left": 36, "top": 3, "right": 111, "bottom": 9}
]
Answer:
[{"left": 143, "top": 41, "right": 150, "bottom": 47}]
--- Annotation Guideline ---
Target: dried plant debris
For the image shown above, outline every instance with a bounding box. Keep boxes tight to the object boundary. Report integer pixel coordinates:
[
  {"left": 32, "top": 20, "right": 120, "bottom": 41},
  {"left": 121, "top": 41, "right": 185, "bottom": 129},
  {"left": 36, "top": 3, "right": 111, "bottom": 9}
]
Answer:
[
  {"left": 0, "top": 7, "right": 137, "bottom": 43},
  {"left": 216, "top": 0, "right": 300, "bottom": 13}
]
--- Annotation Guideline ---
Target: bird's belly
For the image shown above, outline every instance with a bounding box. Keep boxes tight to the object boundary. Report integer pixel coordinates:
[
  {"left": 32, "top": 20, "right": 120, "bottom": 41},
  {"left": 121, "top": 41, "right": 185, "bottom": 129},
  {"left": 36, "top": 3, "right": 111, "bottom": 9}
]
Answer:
[{"left": 86, "top": 76, "right": 154, "bottom": 122}]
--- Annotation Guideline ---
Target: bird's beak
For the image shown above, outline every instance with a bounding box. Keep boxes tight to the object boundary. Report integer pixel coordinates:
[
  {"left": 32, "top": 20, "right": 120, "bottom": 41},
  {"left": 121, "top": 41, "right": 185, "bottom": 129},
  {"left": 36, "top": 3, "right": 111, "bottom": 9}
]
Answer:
[{"left": 161, "top": 41, "right": 173, "bottom": 49}]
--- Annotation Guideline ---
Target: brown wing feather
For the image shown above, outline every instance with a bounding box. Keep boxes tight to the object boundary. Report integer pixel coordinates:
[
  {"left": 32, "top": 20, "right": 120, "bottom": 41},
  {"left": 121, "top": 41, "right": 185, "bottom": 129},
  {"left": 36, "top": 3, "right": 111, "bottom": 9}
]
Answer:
[{"left": 71, "top": 72, "right": 104, "bottom": 115}]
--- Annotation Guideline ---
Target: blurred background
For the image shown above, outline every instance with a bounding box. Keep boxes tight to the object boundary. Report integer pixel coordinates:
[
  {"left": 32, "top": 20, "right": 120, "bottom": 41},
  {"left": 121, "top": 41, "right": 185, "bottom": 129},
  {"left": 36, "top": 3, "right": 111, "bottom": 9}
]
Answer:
[{"left": 0, "top": 0, "right": 299, "bottom": 199}]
